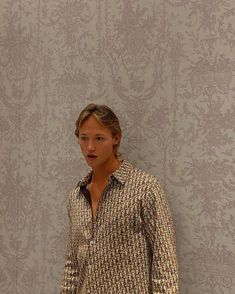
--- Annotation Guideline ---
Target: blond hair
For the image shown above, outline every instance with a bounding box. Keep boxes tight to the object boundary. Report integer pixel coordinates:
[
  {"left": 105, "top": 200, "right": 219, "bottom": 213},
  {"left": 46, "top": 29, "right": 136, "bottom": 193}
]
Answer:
[{"left": 75, "top": 103, "right": 122, "bottom": 157}]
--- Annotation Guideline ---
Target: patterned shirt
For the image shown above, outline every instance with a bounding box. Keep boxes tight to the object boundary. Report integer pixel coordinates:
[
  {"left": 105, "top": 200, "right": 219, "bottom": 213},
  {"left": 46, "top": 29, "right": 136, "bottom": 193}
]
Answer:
[{"left": 60, "top": 159, "right": 179, "bottom": 294}]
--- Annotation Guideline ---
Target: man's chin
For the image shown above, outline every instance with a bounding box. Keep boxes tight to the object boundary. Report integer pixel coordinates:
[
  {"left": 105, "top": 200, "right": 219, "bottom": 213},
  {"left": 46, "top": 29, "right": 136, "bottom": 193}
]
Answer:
[{"left": 86, "top": 157, "right": 99, "bottom": 167}]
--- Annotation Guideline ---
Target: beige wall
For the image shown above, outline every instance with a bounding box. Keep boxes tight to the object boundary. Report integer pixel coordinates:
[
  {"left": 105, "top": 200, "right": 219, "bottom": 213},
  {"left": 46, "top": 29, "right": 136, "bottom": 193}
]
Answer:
[{"left": 0, "top": 1, "right": 235, "bottom": 293}]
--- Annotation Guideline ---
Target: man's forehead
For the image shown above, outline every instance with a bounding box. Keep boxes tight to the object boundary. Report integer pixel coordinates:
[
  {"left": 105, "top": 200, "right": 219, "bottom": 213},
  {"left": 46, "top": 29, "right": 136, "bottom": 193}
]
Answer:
[
  {"left": 79, "top": 126, "right": 111, "bottom": 135},
  {"left": 79, "top": 115, "right": 112, "bottom": 134}
]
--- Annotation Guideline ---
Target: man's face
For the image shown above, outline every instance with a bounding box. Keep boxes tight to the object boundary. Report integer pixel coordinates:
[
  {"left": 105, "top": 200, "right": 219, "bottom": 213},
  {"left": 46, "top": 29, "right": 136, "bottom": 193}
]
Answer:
[{"left": 78, "top": 115, "right": 120, "bottom": 168}]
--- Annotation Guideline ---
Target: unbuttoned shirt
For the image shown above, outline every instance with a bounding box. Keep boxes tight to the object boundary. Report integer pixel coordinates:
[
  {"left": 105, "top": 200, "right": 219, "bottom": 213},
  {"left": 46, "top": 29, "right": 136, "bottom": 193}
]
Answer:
[{"left": 60, "top": 159, "right": 179, "bottom": 294}]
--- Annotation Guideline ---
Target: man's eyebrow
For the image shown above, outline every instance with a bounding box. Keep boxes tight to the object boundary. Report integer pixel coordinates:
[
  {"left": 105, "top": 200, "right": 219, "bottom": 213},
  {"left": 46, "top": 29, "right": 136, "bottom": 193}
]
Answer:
[{"left": 79, "top": 133, "right": 105, "bottom": 136}]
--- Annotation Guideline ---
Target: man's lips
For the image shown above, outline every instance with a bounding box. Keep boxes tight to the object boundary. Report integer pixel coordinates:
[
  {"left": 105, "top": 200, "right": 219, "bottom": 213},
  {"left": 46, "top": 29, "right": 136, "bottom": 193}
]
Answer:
[{"left": 87, "top": 154, "right": 97, "bottom": 159}]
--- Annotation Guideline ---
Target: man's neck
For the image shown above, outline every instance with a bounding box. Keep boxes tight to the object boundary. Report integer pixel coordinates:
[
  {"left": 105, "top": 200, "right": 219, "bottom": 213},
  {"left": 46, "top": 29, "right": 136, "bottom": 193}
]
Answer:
[{"left": 91, "top": 157, "right": 121, "bottom": 185}]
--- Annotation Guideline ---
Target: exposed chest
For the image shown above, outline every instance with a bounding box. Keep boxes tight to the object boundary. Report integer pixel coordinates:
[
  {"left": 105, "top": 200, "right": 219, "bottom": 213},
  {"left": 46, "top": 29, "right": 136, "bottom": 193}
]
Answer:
[
  {"left": 87, "top": 182, "right": 107, "bottom": 219},
  {"left": 70, "top": 183, "right": 145, "bottom": 240}
]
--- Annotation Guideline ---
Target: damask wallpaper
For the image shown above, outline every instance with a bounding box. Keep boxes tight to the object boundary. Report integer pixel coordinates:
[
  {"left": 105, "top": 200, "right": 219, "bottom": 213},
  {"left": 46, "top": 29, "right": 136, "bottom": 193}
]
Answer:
[{"left": 0, "top": 0, "right": 234, "bottom": 293}]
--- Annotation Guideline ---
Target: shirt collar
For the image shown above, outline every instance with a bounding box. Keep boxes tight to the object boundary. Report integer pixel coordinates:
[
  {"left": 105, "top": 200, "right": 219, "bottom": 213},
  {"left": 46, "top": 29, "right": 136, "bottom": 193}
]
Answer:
[{"left": 76, "top": 159, "right": 133, "bottom": 188}]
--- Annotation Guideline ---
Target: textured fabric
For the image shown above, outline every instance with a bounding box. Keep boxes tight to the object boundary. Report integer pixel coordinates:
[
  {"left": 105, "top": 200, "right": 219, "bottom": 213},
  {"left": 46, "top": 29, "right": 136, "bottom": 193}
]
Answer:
[{"left": 60, "top": 159, "right": 179, "bottom": 294}]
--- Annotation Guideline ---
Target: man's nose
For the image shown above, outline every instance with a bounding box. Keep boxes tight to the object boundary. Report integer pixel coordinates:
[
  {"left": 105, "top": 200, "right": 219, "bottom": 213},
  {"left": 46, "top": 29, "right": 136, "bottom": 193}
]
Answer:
[{"left": 87, "top": 139, "right": 95, "bottom": 150}]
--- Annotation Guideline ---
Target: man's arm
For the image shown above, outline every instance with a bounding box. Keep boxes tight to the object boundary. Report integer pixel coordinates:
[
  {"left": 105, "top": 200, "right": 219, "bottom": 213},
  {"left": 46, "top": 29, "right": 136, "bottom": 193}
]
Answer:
[
  {"left": 141, "top": 180, "right": 179, "bottom": 294},
  {"left": 60, "top": 189, "right": 79, "bottom": 294}
]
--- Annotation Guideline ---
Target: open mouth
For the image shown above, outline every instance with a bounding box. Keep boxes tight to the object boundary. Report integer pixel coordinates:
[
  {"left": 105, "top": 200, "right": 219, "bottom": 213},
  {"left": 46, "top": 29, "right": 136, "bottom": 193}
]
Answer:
[{"left": 87, "top": 155, "right": 97, "bottom": 160}]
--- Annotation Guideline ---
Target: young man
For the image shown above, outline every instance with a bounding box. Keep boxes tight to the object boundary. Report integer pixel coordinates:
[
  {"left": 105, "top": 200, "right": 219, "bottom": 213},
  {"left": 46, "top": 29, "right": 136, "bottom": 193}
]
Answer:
[{"left": 60, "top": 103, "right": 179, "bottom": 294}]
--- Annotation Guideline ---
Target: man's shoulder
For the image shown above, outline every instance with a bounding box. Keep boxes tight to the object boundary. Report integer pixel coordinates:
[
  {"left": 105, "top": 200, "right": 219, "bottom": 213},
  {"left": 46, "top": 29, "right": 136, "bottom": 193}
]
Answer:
[
  {"left": 128, "top": 162, "right": 160, "bottom": 187},
  {"left": 128, "top": 163, "right": 166, "bottom": 203},
  {"left": 66, "top": 186, "right": 78, "bottom": 204}
]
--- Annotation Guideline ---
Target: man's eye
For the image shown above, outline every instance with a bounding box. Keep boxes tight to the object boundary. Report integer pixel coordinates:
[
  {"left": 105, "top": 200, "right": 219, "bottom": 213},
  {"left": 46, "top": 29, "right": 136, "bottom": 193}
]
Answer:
[
  {"left": 80, "top": 137, "right": 87, "bottom": 141},
  {"left": 96, "top": 137, "right": 104, "bottom": 141}
]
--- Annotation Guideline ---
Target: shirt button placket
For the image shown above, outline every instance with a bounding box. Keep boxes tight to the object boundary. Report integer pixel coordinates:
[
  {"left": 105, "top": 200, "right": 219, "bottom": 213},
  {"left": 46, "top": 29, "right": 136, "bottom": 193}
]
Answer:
[{"left": 87, "top": 238, "right": 95, "bottom": 274}]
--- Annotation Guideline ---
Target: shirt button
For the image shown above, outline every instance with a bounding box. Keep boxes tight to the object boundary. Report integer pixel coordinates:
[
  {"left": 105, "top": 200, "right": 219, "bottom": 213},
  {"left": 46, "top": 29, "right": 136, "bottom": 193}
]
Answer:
[
  {"left": 84, "top": 230, "right": 90, "bottom": 239},
  {"left": 90, "top": 240, "right": 95, "bottom": 245}
]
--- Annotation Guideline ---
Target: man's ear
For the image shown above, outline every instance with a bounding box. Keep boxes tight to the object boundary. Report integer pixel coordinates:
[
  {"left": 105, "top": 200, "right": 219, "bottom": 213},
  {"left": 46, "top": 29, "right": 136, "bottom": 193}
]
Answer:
[{"left": 113, "top": 132, "right": 121, "bottom": 144}]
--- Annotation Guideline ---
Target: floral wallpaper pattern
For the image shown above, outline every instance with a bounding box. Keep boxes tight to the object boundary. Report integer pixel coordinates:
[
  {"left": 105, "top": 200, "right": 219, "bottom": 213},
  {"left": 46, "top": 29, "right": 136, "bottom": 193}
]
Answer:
[{"left": 0, "top": 0, "right": 234, "bottom": 293}]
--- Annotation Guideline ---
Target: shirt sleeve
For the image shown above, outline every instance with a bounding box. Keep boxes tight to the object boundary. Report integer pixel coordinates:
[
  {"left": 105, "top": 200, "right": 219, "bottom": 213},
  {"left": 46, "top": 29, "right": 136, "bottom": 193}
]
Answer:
[
  {"left": 60, "top": 189, "right": 79, "bottom": 294},
  {"left": 141, "top": 180, "right": 179, "bottom": 294}
]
